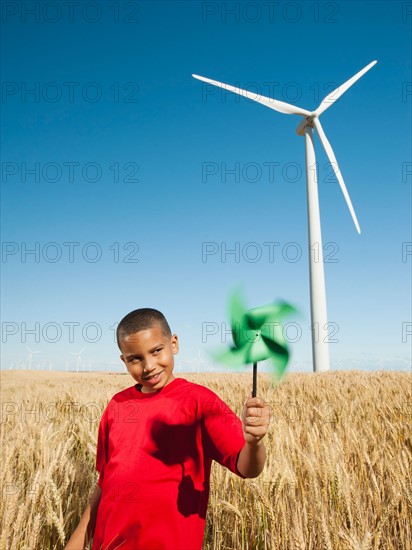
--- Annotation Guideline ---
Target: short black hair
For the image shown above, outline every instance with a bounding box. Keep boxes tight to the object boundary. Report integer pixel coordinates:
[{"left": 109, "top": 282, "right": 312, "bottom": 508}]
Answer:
[{"left": 116, "top": 308, "right": 172, "bottom": 349}]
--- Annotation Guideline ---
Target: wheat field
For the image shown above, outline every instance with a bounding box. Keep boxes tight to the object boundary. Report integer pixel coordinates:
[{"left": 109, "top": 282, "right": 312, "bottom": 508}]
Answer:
[{"left": 0, "top": 369, "right": 411, "bottom": 549}]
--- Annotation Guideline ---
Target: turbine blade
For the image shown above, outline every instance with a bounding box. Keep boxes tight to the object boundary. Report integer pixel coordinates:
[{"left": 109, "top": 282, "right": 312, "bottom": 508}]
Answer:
[
  {"left": 312, "top": 118, "right": 361, "bottom": 234},
  {"left": 192, "top": 74, "right": 311, "bottom": 117},
  {"left": 314, "top": 60, "right": 377, "bottom": 117}
]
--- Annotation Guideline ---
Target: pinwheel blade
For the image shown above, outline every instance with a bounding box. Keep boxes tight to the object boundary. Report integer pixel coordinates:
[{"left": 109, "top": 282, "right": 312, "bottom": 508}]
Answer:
[
  {"left": 192, "top": 74, "right": 311, "bottom": 117},
  {"left": 229, "top": 290, "right": 249, "bottom": 347},
  {"left": 246, "top": 302, "right": 298, "bottom": 328},
  {"left": 247, "top": 334, "right": 289, "bottom": 368},
  {"left": 229, "top": 289, "right": 247, "bottom": 324},
  {"left": 314, "top": 60, "right": 377, "bottom": 117},
  {"left": 260, "top": 321, "right": 286, "bottom": 346},
  {"left": 214, "top": 345, "right": 250, "bottom": 367},
  {"left": 246, "top": 334, "right": 273, "bottom": 363},
  {"left": 312, "top": 118, "right": 361, "bottom": 234},
  {"left": 262, "top": 335, "right": 289, "bottom": 369}
]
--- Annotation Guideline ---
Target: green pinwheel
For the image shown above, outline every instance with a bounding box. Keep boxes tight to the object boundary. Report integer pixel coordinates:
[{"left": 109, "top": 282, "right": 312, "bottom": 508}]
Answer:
[{"left": 216, "top": 290, "right": 297, "bottom": 396}]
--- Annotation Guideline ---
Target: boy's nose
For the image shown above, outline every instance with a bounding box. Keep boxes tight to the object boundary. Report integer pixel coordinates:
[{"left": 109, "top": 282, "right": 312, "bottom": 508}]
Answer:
[{"left": 143, "top": 359, "right": 156, "bottom": 373}]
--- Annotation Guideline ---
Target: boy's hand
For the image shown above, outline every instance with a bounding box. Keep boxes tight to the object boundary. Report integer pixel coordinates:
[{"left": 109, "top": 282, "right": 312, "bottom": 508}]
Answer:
[{"left": 241, "top": 394, "right": 270, "bottom": 445}]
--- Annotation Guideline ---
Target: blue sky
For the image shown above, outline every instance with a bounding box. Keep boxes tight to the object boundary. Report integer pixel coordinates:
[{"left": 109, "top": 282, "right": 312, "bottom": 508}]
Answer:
[{"left": 1, "top": 0, "right": 411, "bottom": 374}]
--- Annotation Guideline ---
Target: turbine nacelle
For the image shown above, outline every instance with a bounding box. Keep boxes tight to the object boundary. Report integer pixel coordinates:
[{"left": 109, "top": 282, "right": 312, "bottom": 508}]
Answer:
[{"left": 296, "top": 115, "right": 315, "bottom": 136}]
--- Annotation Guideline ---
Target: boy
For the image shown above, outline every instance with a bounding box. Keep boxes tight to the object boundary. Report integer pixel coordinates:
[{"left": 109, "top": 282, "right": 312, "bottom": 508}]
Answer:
[{"left": 65, "top": 308, "right": 270, "bottom": 550}]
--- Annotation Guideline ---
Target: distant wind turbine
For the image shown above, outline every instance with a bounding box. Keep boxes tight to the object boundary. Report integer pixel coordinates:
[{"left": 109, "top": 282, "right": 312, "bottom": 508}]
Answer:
[
  {"left": 193, "top": 60, "right": 377, "bottom": 372},
  {"left": 71, "top": 348, "right": 85, "bottom": 373},
  {"left": 179, "top": 350, "right": 207, "bottom": 374},
  {"left": 195, "top": 350, "right": 207, "bottom": 374},
  {"left": 25, "top": 345, "right": 40, "bottom": 370}
]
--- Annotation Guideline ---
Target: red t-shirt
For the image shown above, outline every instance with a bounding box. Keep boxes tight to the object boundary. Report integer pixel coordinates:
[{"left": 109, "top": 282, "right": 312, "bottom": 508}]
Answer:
[{"left": 92, "top": 377, "right": 246, "bottom": 550}]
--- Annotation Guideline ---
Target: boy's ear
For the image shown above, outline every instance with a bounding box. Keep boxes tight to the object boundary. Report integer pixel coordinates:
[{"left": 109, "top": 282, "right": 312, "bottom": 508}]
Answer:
[
  {"left": 171, "top": 334, "right": 179, "bottom": 354},
  {"left": 120, "top": 354, "right": 126, "bottom": 365}
]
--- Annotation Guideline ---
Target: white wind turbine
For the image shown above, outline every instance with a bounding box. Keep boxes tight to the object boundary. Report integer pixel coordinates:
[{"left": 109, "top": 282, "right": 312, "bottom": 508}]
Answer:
[
  {"left": 188, "top": 350, "right": 207, "bottom": 374},
  {"left": 195, "top": 350, "right": 208, "bottom": 374},
  {"left": 25, "top": 345, "right": 40, "bottom": 370},
  {"left": 72, "top": 348, "right": 85, "bottom": 373},
  {"left": 193, "top": 61, "right": 377, "bottom": 372},
  {"left": 179, "top": 350, "right": 207, "bottom": 374}
]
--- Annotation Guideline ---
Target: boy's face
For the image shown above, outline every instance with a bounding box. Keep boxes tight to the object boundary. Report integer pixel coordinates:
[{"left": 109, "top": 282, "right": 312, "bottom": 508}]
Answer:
[{"left": 119, "top": 324, "right": 179, "bottom": 393}]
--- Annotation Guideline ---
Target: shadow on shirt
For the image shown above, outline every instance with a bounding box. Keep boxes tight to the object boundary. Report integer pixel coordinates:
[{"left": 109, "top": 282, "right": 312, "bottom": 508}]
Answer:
[{"left": 148, "top": 418, "right": 209, "bottom": 519}]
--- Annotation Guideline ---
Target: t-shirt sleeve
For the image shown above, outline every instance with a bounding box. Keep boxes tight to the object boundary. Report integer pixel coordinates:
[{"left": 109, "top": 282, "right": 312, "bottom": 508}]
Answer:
[
  {"left": 96, "top": 407, "right": 109, "bottom": 488},
  {"left": 200, "top": 390, "right": 246, "bottom": 478}
]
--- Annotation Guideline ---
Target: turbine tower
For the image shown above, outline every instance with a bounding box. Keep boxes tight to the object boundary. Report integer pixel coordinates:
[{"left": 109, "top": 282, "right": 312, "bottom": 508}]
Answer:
[{"left": 193, "top": 61, "right": 377, "bottom": 372}]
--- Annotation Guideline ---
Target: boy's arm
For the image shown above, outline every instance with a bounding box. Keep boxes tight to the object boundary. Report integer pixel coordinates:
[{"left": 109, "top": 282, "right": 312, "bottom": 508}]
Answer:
[
  {"left": 64, "top": 483, "right": 101, "bottom": 550},
  {"left": 236, "top": 395, "right": 270, "bottom": 478}
]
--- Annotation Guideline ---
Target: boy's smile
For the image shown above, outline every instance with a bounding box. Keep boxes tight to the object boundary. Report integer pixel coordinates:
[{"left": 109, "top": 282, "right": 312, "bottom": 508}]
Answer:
[{"left": 120, "top": 325, "right": 178, "bottom": 393}]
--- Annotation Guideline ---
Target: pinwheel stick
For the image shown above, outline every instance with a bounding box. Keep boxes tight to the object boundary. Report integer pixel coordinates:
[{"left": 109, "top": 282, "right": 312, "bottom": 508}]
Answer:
[{"left": 252, "top": 362, "right": 257, "bottom": 397}]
